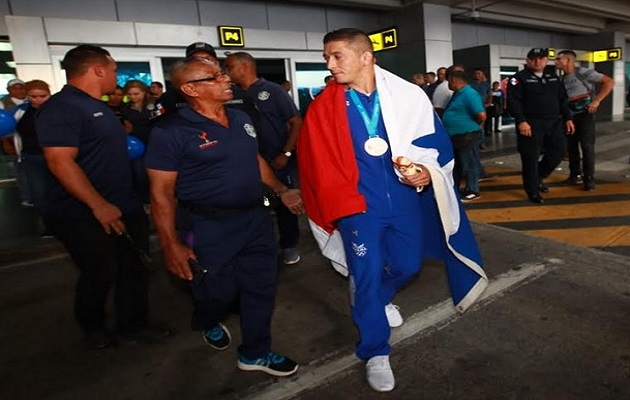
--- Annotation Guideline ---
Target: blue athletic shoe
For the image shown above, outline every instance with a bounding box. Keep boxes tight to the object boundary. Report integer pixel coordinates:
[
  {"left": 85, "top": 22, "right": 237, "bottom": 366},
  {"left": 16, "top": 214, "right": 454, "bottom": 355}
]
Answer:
[
  {"left": 202, "top": 323, "right": 231, "bottom": 350},
  {"left": 237, "top": 351, "right": 298, "bottom": 377}
]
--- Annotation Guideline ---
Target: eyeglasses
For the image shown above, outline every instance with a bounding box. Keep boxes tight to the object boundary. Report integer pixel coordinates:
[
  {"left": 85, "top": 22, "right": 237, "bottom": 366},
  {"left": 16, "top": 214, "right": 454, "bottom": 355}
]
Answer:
[{"left": 185, "top": 71, "right": 228, "bottom": 84}]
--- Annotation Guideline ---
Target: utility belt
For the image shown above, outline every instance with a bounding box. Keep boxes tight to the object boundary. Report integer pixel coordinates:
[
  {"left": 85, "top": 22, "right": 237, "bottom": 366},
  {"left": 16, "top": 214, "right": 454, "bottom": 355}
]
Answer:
[{"left": 178, "top": 183, "right": 279, "bottom": 220}]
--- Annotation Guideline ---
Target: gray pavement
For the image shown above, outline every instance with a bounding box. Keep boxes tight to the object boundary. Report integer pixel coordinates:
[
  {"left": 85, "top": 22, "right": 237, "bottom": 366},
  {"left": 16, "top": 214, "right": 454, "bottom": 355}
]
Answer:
[{"left": 1, "top": 118, "right": 629, "bottom": 399}]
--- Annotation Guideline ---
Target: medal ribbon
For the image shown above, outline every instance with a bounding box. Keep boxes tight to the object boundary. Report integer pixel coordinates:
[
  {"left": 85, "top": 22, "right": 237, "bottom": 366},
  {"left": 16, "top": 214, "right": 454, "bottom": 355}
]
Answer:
[{"left": 348, "top": 89, "right": 381, "bottom": 139}]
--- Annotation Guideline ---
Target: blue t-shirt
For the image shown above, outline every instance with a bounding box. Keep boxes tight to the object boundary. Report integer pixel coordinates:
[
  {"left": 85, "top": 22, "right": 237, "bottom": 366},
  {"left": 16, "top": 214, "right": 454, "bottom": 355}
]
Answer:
[
  {"left": 232, "top": 78, "right": 299, "bottom": 160},
  {"left": 36, "top": 85, "right": 141, "bottom": 220},
  {"left": 145, "top": 106, "right": 262, "bottom": 208},
  {"left": 442, "top": 84, "right": 485, "bottom": 136},
  {"left": 469, "top": 81, "right": 490, "bottom": 102},
  {"left": 345, "top": 90, "right": 421, "bottom": 216}
]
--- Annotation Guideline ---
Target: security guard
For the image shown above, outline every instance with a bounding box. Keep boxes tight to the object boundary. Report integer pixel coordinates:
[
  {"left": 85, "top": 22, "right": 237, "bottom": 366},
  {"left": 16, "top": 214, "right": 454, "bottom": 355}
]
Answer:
[{"left": 508, "top": 48, "right": 575, "bottom": 204}]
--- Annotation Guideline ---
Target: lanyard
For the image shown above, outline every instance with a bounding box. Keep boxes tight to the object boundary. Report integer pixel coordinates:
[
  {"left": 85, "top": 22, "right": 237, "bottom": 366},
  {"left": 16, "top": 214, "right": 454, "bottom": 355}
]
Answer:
[{"left": 348, "top": 89, "right": 381, "bottom": 138}]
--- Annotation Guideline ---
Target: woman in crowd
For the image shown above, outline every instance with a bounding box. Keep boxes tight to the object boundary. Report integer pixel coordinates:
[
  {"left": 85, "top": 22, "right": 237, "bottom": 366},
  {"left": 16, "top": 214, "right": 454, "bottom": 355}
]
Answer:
[
  {"left": 121, "top": 80, "right": 153, "bottom": 204},
  {"left": 15, "top": 79, "right": 53, "bottom": 236}
]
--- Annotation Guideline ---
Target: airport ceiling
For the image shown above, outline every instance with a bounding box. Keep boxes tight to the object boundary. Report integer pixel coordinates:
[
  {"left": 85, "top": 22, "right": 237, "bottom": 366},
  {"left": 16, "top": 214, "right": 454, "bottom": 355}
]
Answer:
[{"left": 284, "top": 0, "right": 630, "bottom": 35}]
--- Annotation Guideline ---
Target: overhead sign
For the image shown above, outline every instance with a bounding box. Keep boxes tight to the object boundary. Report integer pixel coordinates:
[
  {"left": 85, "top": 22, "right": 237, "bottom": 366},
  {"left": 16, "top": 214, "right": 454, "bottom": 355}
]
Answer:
[
  {"left": 369, "top": 28, "right": 397, "bottom": 52},
  {"left": 218, "top": 26, "right": 244, "bottom": 47},
  {"left": 547, "top": 48, "right": 556, "bottom": 58},
  {"left": 592, "top": 48, "right": 622, "bottom": 62}
]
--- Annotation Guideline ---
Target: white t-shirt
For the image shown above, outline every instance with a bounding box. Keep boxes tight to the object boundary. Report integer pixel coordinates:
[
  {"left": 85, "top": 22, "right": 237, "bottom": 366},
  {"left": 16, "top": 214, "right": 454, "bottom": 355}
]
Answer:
[{"left": 432, "top": 80, "right": 453, "bottom": 109}]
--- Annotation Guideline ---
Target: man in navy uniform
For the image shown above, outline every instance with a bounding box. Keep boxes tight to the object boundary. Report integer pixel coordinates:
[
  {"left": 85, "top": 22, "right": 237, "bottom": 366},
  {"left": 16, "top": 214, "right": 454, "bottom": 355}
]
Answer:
[
  {"left": 146, "top": 56, "right": 303, "bottom": 377},
  {"left": 36, "top": 45, "right": 167, "bottom": 349},
  {"left": 508, "top": 48, "right": 575, "bottom": 204},
  {"left": 224, "top": 52, "right": 303, "bottom": 265}
]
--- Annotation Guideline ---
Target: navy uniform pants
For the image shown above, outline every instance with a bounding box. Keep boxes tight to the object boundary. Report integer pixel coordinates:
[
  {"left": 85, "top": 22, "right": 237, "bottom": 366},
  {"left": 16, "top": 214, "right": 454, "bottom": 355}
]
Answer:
[
  {"left": 49, "top": 210, "right": 150, "bottom": 333},
  {"left": 189, "top": 207, "right": 277, "bottom": 359},
  {"left": 516, "top": 117, "right": 566, "bottom": 196},
  {"left": 274, "top": 160, "right": 300, "bottom": 249}
]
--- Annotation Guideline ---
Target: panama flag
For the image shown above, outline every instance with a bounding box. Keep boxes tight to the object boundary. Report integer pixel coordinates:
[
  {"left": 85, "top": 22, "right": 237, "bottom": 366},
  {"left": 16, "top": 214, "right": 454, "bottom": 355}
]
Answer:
[{"left": 298, "top": 65, "right": 488, "bottom": 313}]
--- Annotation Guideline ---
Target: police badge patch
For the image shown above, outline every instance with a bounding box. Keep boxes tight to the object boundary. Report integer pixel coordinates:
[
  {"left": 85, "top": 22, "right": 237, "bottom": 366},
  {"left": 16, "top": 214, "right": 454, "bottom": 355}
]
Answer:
[
  {"left": 244, "top": 123, "right": 257, "bottom": 138},
  {"left": 257, "top": 91, "right": 270, "bottom": 101}
]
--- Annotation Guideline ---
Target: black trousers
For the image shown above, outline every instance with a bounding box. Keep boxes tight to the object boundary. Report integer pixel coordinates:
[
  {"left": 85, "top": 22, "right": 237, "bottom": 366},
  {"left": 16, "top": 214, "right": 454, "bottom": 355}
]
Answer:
[
  {"left": 517, "top": 117, "right": 567, "bottom": 196},
  {"left": 567, "top": 112, "right": 596, "bottom": 180},
  {"left": 49, "top": 210, "right": 150, "bottom": 332}
]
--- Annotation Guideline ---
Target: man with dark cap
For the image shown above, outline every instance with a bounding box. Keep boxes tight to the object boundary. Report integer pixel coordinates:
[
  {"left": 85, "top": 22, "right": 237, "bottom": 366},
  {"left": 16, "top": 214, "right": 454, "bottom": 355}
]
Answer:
[
  {"left": 508, "top": 47, "right": 575, "bottom": 204},
  {"left": 153, "top": 42, "right": 219, "bottom": 116}
]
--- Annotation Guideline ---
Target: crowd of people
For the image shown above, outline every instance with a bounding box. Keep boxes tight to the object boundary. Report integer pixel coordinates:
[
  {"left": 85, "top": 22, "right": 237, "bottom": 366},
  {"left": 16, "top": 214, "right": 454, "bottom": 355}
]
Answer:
[
  {"left": 0, "top": 28, "right": 615, "bottom": 394},
  {"left": 412, "top": 46, "right": 613, "bottom": 203}
]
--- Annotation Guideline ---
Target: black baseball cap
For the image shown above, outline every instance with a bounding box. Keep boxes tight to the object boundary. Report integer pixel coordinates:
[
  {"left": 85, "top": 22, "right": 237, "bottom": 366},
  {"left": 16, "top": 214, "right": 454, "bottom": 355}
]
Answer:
[
  {"left": 185, "top": 42, "right": 217, "bottom": 58},
  {"left": 527, "top": 48, "right": 548, "bottom": 59}
]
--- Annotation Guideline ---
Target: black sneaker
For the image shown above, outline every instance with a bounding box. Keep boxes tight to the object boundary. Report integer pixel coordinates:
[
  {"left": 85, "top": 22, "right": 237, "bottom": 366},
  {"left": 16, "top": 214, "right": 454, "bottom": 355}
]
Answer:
[
  {"left": 237, "top": 351, "right": 299, "bottom": 377},
  {"left": 562, "top": 175, "right": 582, "bottom": 185},
  {"left": 584, "top": 180, "right": 596, "bottom": 191},
  {"left": 202, "top": 323, "right": 231, "bottom": 350}
]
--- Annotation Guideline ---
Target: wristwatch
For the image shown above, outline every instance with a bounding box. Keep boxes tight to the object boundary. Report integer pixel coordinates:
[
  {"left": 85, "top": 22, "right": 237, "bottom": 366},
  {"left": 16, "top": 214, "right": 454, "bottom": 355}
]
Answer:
[{"left": 283, "top": 151, "right": 292, "bottom": 157}]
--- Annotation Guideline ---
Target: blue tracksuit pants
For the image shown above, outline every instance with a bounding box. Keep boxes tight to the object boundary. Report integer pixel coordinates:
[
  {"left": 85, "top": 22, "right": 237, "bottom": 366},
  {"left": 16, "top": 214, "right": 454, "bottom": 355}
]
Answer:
[{"left": 337, "top": 209, "right": 424, "bottom": 360}]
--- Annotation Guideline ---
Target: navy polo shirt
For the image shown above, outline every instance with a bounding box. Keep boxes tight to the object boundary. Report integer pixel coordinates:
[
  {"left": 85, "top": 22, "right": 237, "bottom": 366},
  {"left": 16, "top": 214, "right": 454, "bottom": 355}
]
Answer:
[
  {"left": 145, "top": 106, "right": 262, "bottom": 208},
  {"left": 231, "top": 79, "right": 299, "bottom": 160},
  {"left": 346, "top": 90, "right": 421, "bottom": 216},
  {"left": 36, "top": 85, "right": 140, "bottom": 220}
]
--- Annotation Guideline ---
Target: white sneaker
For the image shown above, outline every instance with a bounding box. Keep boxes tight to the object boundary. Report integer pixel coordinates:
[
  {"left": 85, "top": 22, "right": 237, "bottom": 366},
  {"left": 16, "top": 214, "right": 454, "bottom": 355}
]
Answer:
[
  {"left": 366, "top": 355, "right": 395, "bottom": 392},
  {"left": 385, "top": 303, "right": 403, "bottom": 328}
]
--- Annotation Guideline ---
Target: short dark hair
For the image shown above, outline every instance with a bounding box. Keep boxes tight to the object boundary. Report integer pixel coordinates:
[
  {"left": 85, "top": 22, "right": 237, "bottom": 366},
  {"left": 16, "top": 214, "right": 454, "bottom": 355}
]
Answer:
[
  {"left": 558, "top": 50, "right": 577, "bottom": 59},
  {"left": 447, "top": 70, "right": 468, "bottom": 82},
  {"left": 323, "top": 28, "right": 373, "bottom": 53},
  {"left": 62, "top": 44, "right": 112, "bottom": 79},
  {"left": 226, "top": 51, "right": 256, "bottom": 66},
  {"left": 150, "top": 81, "right": 163, "bottom": 88}
]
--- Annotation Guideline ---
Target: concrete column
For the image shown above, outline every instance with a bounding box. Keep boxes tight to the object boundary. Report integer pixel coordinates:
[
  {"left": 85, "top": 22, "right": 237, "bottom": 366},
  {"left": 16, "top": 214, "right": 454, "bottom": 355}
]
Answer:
[
  {"left": 421, "top": 3, "right": 453, "bottom": 74},
  {"left": 377, "top": 3, "right": 453, "bottom": 80},
  {"left": 5, "top": 16, "right": 56, "bottom": 87}
]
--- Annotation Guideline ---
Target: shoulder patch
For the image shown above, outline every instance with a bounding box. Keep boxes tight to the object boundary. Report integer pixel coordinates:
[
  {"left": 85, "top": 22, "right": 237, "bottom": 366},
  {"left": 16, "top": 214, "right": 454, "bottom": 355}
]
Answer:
[
  {"left": 510, "top": 77, "right": 519, "bottom": 86},
  {"left": 244, "top": 123, "right": 257, "bottom": 138},
  {"left": 257, "top": 91, "right": 270, "bottom": 101}
]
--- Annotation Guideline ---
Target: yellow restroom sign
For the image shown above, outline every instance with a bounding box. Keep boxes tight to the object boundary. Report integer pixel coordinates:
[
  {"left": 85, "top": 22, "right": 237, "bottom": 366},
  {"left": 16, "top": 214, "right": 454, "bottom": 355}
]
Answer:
[
  {"left": 219, "top": 26, "right": 245, "bottom": 47},
  {"left": 369, "top": 28, "right": 398, "bottom": 52}
]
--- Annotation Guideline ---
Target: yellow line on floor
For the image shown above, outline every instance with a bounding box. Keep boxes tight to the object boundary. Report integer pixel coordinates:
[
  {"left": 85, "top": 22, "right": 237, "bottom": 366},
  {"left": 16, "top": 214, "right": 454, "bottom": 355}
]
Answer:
[
  {"left": 477, "top": 181, "right": 630, "bottom": 201},
  {"left": 525, "top": 226, "right": 630, "bottom": 247},
  {"left": 467, "top": 200, "right": 630, "bottom": 223}
]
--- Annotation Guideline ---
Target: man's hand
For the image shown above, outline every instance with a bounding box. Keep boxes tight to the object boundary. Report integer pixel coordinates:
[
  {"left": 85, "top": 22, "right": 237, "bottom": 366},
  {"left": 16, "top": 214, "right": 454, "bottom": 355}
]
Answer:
[
  {"left": 518, "top": 121, "right": 532, "bottom": 137},
  {"left": 566, "top": 120, "right": 575, "bottom": 135},
  {"left": 279, "top": 188, "right": 305, "bottom": 215},
  {"left": 587, "top": 99, "right": 600, "bottom": 114},
  {"left": 270, "top": 154, "right": 289, "bottom": 170},
  {"left": 91, "top": 202, "right": 125, "bottom": 235},
  {"left": 401, "top": 164, "right": 431, "bottom": 188},
  {"left": 163, "top": 241, "right": 197, "bottom": 281}
]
